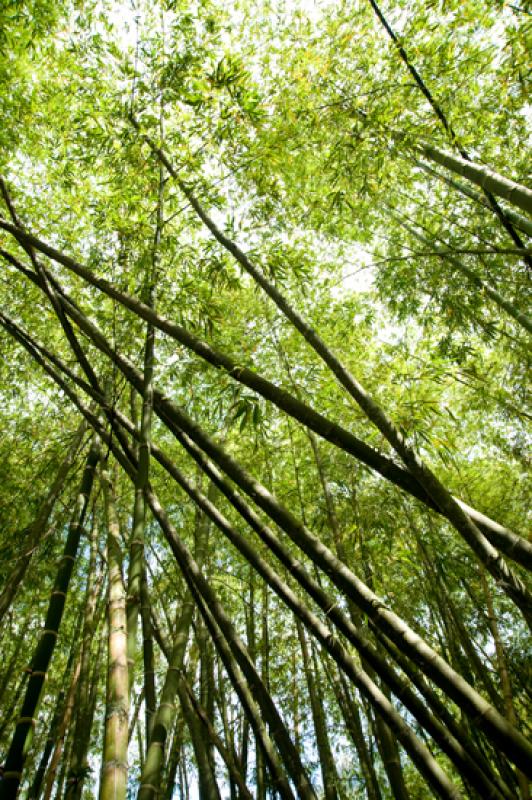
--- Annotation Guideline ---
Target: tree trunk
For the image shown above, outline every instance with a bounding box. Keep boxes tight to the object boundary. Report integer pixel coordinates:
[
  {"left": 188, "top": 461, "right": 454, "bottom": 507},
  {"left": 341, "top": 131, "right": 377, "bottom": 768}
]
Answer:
[{"left": 99, "top": 469, "right": 129, "bottom": 800}]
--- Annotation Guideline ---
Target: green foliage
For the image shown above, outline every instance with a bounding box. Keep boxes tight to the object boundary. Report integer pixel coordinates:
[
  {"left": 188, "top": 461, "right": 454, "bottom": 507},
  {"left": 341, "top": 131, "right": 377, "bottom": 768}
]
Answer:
[{"left": 0, "top": 1, "right": 529, "bottom": 798}]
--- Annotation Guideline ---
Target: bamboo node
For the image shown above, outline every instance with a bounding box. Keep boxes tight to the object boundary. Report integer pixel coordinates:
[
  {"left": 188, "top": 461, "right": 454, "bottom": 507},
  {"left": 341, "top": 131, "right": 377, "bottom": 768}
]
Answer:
[{"left": 102, "top": 759, "right": 128, "bottom": 772}]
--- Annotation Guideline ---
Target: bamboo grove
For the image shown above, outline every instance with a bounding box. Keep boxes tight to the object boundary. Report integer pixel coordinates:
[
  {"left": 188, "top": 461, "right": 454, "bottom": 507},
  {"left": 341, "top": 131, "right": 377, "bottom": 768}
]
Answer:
[{"left": 0, "top": 0, "right": 530, "bottom": 798}]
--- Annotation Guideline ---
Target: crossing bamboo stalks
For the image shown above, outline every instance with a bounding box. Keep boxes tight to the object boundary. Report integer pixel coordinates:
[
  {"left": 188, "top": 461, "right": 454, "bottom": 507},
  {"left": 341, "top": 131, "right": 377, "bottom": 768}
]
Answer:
[
  {"left": 0, "top": 311, "right": 516, "bottom": 799},
  {"left": 5, "top": 339, "right": 311, "bottom": 800},
  {"left": 1, "top": 288, "right": 530, "bottom": 778},
  {"left": 363, "top": 0, "right": 532, "bottom": 271},
  {"left": 1, "top": 225, "right": 530, "bottom": 572},
  {"left": 126, "top": 127, "right": 532, "bottom": 625}
]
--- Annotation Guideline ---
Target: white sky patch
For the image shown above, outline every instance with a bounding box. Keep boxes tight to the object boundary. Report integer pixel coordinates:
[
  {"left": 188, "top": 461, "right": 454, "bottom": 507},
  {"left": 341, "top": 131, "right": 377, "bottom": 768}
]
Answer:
[{"left": 330, "top": 242, "right": 375, "bottom": 296}]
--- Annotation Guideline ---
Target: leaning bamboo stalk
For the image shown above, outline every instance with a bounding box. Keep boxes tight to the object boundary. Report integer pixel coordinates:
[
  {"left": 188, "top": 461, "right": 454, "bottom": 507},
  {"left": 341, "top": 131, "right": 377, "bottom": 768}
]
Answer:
[
  {"left": 1, "top": 274, "right": 528, "bottom": 788},
  {"left": 414, "top": 159, "right": 532, "bottom": 238},
  {"left": 0, "top": 304, "right": 520, "bottom": 792},
  {"left": 419, "top": 143, "right": 532, "bottom": 217},
  {"left": 36, "top": 344, "right": 499, "bottom": 797},
  {"left": 82, "top": 404, "right": 463, "bottom": 799},
  {"left": 59, "top": 355, "right": 506, "bottom": 796},
  {"left": 1, "top": 310, "right": 512, "bottom": 796}
]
